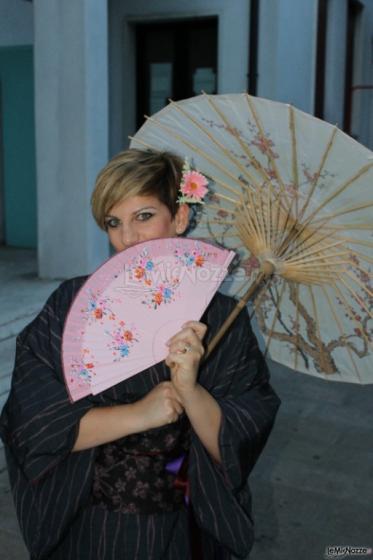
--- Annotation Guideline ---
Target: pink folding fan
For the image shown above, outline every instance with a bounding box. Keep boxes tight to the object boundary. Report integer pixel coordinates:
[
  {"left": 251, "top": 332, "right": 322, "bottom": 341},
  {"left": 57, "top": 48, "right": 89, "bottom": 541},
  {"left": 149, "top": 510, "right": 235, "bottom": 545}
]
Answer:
[{"left": 62, "top": 237, "right": 235, "bottom": 401}]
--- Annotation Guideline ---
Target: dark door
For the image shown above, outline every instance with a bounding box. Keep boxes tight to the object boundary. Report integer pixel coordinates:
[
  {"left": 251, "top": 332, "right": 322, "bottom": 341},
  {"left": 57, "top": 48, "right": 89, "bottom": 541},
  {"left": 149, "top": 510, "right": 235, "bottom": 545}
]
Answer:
[{"left": 136, "top": 18, "right": 218, "bottom": 128}]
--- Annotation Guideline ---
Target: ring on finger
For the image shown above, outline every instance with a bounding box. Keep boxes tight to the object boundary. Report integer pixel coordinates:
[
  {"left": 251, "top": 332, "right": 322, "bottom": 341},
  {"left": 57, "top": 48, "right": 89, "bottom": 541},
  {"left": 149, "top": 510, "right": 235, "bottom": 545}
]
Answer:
[{"left": 182, "top": 343, "right": 192, "bottom": 354}]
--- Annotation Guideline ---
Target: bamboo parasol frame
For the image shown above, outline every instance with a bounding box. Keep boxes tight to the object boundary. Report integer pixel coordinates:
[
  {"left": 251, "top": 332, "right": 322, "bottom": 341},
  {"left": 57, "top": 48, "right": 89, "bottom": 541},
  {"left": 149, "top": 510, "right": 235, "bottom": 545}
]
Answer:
[{"left": 130, "top": 93, "right": 373, "bottom": 384}]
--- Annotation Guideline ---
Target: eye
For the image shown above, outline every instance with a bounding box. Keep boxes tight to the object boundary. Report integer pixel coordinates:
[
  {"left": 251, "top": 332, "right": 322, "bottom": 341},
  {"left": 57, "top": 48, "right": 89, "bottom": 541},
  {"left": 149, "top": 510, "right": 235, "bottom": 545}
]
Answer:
[
  {"left": 136, "top": 212, "right": 154, "bottom": 222},
  {"left": 104, "top": 217, "right": 120, "bottom": 229}
]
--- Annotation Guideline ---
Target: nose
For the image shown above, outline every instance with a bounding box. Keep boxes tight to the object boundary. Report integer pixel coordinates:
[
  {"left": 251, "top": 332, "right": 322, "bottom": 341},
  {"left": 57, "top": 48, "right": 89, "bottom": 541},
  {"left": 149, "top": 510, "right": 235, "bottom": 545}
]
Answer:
[{"left": 120, "top": 223, "right": 138, "bottom": 249}]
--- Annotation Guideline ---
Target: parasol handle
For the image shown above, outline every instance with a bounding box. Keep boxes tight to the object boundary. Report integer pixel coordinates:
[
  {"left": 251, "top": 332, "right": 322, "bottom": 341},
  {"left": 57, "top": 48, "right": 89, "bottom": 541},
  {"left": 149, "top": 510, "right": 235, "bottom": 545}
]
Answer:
[{"left": 205, "top": 267, "right": 271, "bottom": 360}]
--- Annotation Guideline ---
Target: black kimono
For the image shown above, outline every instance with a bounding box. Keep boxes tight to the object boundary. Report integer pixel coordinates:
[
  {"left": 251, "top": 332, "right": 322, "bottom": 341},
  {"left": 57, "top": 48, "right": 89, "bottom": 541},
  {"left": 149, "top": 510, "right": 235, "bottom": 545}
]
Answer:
[{"left": 0, "top": 276, "right": 280, "bottom": 559}]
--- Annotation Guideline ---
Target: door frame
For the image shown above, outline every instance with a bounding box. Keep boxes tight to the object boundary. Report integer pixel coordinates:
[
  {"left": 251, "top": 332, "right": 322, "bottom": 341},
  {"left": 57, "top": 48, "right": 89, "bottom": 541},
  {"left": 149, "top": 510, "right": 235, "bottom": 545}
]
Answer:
[
  {"left": 109, "top": 1, "right": 251, "bottom": 157},
  {"left": 134, "top": 17, "right": 218, "bottom": 129}
]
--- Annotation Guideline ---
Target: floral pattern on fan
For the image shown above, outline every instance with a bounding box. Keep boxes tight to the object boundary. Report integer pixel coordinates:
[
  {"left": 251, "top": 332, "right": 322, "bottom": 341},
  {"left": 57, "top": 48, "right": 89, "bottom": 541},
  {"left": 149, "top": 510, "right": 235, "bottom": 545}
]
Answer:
[
  {"left": 81, "top": 289, "right": 117, "bottom": 325},
  {"left": 173, "top": 242, "right": 214, "bottom": 268},
  {"left": 122, "top": 247, "right": 181, "bottom": 309},
  {"left": 105, "top": 321, "right": 139, "bottom": 360},
  {"left": 69, "top": 357, "right": 96, "bottom": 386},
  {"left": 142, "top": 279, "right": 180, "bottom": 310},
  {"left": 62, "top": 237, "right": 235, "bottom": 401},
  {"left": 125, "top": 248, "right": 158, "bottom": 288}
]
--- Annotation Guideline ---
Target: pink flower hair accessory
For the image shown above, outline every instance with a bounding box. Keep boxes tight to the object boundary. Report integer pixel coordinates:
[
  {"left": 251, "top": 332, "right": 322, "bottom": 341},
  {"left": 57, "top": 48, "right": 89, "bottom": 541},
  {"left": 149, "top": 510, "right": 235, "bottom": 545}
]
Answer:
[{"left": 177, "top": 158, "right": 209, "bottom": 204}]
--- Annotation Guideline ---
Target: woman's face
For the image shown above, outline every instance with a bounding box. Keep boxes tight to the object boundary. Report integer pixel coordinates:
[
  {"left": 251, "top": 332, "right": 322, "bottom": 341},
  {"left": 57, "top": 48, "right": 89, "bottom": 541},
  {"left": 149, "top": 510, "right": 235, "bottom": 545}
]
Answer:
[{"left": 104, "top": 195, "right": 189, "bottom": 252}]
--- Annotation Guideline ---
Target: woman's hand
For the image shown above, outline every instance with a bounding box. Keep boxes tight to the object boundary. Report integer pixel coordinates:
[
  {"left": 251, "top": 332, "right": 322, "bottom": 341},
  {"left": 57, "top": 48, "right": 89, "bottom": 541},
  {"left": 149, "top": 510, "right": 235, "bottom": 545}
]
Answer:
[
  {"left": 132, "top": 381, "right": 184, "bottom": 431},
  {"left": 165, "top": 321, "right": 207, "bottom": 402},
  {"left": 165, "top": 321, "right": 222, "bottom": 463},
  {"left": 73, "top": 381, "right": 184, "bottom": 451}
]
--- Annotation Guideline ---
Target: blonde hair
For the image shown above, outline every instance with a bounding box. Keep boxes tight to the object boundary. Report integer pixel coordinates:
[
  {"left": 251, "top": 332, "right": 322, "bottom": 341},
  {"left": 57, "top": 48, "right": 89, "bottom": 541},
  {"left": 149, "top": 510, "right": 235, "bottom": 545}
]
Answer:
[{"left": 91, "top": 149, "right": 183, "bottom": 230}]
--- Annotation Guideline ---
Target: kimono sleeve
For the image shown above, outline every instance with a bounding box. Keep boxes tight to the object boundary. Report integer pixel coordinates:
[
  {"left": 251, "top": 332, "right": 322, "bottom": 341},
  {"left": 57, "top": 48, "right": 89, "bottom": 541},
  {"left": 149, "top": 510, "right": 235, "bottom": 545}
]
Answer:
[
  {"left": 0, "top": 280, "right": 97, "bottom": 558},
  {"left": 0, "top": 281, "right": 94, "bottom": 481},
  {"left": 188, "top": 295, "right": 281, "bottom": 558}
]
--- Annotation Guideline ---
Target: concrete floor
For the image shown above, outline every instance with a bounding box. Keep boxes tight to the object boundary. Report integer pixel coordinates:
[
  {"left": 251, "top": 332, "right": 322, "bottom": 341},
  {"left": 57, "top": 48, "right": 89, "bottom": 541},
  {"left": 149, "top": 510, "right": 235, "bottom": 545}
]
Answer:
[{"left": 0, "top": 247, "right": 372, "bottom": 560}]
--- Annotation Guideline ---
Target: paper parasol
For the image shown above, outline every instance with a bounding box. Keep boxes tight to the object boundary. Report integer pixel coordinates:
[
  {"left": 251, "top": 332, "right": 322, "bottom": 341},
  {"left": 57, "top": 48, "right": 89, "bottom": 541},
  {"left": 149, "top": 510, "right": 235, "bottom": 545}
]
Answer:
[
  {"left": 62, "top": 237, "right": 235, "bottom": 401},
  {"left": 130, "top": 93, "right": 373, "bottom": 384}
]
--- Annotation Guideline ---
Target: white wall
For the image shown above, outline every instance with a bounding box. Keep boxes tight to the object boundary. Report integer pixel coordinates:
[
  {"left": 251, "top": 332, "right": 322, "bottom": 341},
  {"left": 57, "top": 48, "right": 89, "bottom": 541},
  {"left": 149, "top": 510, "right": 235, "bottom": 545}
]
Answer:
[
  {"left": 109, "top": 0, "right": 251, "bottom": 155},
  {"left": 0, "top": 0, "right": 33, "bottom": 46},
  {"left": 257, "top": 0, "right": 319, "bottom": 113}
]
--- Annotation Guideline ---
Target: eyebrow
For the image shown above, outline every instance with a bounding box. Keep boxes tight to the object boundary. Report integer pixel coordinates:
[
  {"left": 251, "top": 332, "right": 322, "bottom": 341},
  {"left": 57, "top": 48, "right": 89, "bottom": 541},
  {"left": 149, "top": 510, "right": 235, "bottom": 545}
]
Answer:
[{"left": 104, "top": 206, "right": 158, "bottom": 219}]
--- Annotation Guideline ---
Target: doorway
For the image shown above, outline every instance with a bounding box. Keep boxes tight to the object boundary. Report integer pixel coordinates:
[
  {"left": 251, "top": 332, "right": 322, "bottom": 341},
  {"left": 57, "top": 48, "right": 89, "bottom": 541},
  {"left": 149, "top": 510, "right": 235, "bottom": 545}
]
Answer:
[{"left": 135, "top": 18, "right": 218, "bottom": 129}]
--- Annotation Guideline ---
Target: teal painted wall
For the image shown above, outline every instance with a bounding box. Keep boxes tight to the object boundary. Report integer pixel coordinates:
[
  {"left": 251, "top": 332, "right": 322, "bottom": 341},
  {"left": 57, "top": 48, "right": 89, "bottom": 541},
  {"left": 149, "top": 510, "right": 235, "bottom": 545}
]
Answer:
[{"left": 0, "top": 46, "right": 37, "bottom": 248}]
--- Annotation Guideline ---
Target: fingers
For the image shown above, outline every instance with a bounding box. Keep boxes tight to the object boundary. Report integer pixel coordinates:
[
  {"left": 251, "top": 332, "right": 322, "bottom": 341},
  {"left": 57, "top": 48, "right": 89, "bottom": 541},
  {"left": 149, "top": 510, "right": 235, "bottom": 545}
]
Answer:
[
  {"left": 166, "top": 338, "right": 204, "bottom": 363},
  {"left": 170, "top": 400, "right": 184, "bottom": 419},
  {"left": 165, "top": 396, "right": 184, "bottom": 423},
  {"left": 166, "top": 324, "right": 206, "bottom": 364},
  {"left": 140, "top": 382, "right": 185, "bottom": 429},
  {"left": 165, "top": 350, "right": 202, "bottom": 372},
  {"left": 169, "top": 339, "right": 204, "bottom": 356},
  {"left": 159, "top": 381, "right": 183, "bottom": 404},
  {"left": 166, "top": 322, "right": 207, "bottom": 348},
  {"left": 181, "top": 321, "right": 207, "bottom": 341},
  {"left": 165, "top": 345, "right": 203, "bottom": 366},
  {"left": 159, "top": 381, "right": 184, "bottom": 413}
]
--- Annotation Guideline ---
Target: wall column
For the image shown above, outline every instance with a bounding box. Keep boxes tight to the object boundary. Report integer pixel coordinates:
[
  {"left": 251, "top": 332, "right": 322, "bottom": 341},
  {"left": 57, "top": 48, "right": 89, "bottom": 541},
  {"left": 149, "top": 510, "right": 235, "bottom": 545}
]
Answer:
[
  {"left": 34, "top": 0, "right": 109, "bottom": 279},
  {"left": 257, "top": 0, "right": 319, "bottom": 113}
]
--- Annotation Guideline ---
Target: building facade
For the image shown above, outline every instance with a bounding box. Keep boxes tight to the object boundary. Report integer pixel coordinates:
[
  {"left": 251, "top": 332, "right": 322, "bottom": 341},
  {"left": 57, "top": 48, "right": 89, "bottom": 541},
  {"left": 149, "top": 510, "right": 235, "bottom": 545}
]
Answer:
[{"left": 1, "top": 0, "right": 372, "bottom": 278}]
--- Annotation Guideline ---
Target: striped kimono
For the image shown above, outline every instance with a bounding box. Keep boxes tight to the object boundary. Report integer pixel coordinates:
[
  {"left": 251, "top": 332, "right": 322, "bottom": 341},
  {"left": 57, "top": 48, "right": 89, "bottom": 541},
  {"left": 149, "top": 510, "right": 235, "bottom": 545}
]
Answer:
[{"left": 0, "top": 277, "right": 280, "bottom": 559}]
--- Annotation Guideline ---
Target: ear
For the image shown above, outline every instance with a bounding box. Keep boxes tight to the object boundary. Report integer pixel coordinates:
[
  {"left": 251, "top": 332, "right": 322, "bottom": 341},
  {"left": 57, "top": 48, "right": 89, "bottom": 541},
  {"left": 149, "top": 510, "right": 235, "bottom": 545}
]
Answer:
[{"left": 174, "top": 204, "right": 190, "bottom": 235}]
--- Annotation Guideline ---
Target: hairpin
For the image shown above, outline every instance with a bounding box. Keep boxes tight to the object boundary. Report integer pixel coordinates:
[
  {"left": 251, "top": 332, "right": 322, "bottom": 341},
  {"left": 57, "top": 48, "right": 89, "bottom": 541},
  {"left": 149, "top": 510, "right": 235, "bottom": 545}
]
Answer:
[{"left": 177, "top": 158, "right": 208, "bottom": 204}]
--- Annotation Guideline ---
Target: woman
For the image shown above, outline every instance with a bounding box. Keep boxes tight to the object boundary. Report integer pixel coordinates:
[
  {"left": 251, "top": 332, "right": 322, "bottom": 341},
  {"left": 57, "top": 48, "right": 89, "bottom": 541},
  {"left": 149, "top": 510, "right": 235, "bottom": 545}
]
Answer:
[{"left": 0, "top": 149, "right": 280, "bottom": 559}]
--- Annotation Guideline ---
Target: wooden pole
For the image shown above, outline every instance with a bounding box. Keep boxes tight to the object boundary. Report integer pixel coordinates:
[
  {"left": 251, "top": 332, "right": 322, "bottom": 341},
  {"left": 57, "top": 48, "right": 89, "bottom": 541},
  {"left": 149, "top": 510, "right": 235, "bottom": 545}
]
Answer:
[{"left": 205, "top": 264, "right": 273, "bottom": 359}]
